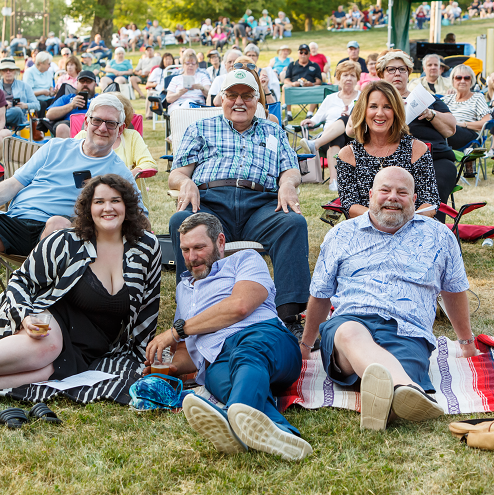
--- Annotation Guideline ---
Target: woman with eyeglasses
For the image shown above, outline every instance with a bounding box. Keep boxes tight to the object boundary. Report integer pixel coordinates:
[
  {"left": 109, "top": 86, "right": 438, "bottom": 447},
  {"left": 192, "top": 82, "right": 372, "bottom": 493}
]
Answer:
[
  {"left": 336, "top": 80, "right": 440, "bottom": 219},
  {"left": 299, "top": 60, "right": 361, "bottom": 191},
  {"left": 441, "top": 64, "right": 492, "bottom": 176},
  {"left": 166, "top": 49, "right": 210, "bottom": 112}
]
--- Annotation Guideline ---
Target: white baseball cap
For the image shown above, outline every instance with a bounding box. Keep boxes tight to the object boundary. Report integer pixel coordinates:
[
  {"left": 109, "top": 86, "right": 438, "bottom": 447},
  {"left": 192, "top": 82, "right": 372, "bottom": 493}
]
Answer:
[{"left": 221, "top": 69, "right": 259, "bottom": 93}]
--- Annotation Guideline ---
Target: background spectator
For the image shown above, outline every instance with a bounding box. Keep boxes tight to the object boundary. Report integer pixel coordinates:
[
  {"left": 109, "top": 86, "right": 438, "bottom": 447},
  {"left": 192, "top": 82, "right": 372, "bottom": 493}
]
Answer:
[
  {"left": 408, "top": 53, "right": 452, "bottom": 95},
  {"left": 128, "top": 24, "right": 142, "bottom": 52},
  {"left": 9, "top": 32, "right": 27, "bottom": 57},
  {"left": 258, "top": 9, "right": 273, "bottom": 37},
  {"left": 37, "top": 36, "right": 47, "bottom": 52},
  {"left": 174, "top": 25, "right": 187, "bottom": 44},
  {"left": 46, "top": 32, "right": 61, "bottom": 56},
  {"left": 269, "top": 45, "right": 292, "bottom": 82},
  {"left": 58, "top": 47, "right": 72, "bottom": 70},
  {"left": 207, "top": 48, "right": 242, "bottom": 106},
  {"left": 25, "top": 48, "right": 39, "bottom": 69},
  {"left": 332, "top": 5, "right": 347, "bottom": 29},
  {"left": 145, "top": 20, "right": 164, "bottom": 49},
  {"left": 99, "top": 47, "right": 133, "bottom": 91},
  {"left": 206, "top": 50, "right": 225, "bottom": 81},
  {"left": 55, "top": 55, "right": 81, "bottom": 90},
  {"left": 338, "top": 41, "right": 368, "bottom": 73},
  {"left": 87, "top": 34, "right": 112, "bottom": 62},
  {"left": 309, "top": 42, "right": 330, "bottom": 81},
  {"left": 415, "top": 5, "right": 427, "bottom": 29},
  {"left": 201, "top": 18, "right": 214, "bottom": 46},
  {"left": 358, "top": 53, "right": 380, "bottom": 89},
  {"left": 81, "top": 53, "right": 101, "bottom": 78},
  {"left": 130, "top": 45, "right": 161, "bottom": 99},
  {"left": 212, "top": 26, "right": 228, "bottom": 52},
  {"left": 273, "top": 11, "right": 291, "bottom": 39}
]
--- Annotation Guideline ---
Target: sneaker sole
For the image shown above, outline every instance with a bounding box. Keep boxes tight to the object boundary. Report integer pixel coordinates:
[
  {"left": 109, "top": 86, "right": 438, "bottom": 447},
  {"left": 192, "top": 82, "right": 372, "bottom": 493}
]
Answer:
[
  {"left": 182, "top": 395, "right": 247, "bottom": 454},
  {"left": 392, "top": 386, "right": 444, "bottom": 422},
  {"left": 360, "top": 363, "right": 394, "bottom": 431},
  {"left": 228, "top": 403, "right": 312, "bottom": 461}
]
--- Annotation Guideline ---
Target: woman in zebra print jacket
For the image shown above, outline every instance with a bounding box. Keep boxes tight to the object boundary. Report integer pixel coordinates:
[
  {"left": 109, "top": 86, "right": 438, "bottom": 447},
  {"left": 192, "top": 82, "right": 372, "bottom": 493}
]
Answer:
[{"left": 0, "top": 174, "right": 161, "bottom": 393}]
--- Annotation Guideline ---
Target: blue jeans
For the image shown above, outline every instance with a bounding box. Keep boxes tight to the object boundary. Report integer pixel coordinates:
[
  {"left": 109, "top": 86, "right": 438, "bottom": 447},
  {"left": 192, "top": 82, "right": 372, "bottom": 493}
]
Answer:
[
  {"left": 10, "top": 42, "right": 25, "bottom": 56},
  {"left": 205, "top": 318, "right": 302, "bottom": 435},
  {"left": 47, "top": 44, "right": 60, "bottom": 56},
  {"left": 6, "top": 107, "right": 25, "bottom": 127},
  {"left": 94, "top": 49, "right": 112, "bottom": 61},
  {"left": 169, "top": 186, "right": 311, "bottom": 307}
]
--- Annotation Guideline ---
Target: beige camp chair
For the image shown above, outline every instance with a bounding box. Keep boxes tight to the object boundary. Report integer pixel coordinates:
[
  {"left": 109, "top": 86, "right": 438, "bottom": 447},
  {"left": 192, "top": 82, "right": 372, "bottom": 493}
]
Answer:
[
  {"left": 0, "top": 137, "right": 44, "bottom": 290},
  {"left": 167, "top": 105, "right": 268, "bottom": 254}
]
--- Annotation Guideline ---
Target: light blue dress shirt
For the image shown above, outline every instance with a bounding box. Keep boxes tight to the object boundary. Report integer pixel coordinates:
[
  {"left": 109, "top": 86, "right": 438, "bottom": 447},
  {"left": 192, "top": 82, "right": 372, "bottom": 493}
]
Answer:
[
  {"left": 176, "top": 249, "right": 279, "bottom": 384},
  {"left": 310, "top": 213, "right": 469, "bottom": 346}
]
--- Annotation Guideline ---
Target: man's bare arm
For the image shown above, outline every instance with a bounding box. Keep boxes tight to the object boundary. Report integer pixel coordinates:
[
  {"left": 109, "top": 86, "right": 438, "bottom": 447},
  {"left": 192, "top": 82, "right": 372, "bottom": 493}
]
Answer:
[
  {"left": 0, "top": 106, "right": 6, "bottom": 130},
  {"left": 300, "top": 296, "right": 332, "bottom": 359},
  {"left": 46, "top": 96, "right": 83, "bottom": 121},
  {"left": 0, "top": 177, "right": 25, "bottom": 206},
  {"left": 276, "top": 168, "right": 302, "bottom": 214},
  {"left": 168, "top": 163, "right": 200, "bottom": 212},
  {"left": 440, "top": 290, "right": 478, "bottom": 358}
]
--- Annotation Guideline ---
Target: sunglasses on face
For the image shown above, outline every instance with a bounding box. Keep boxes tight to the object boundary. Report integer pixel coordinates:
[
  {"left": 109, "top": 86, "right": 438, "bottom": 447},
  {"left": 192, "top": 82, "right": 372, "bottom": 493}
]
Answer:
[
  {"left": 233, "top": 62, "right": 256, "bottom": 71},
  {"left": 299, "top": 51, "right": 309, "bottom": 55},
  {"left": 454, "top": 75, "right": 471, "bottom": 81}
]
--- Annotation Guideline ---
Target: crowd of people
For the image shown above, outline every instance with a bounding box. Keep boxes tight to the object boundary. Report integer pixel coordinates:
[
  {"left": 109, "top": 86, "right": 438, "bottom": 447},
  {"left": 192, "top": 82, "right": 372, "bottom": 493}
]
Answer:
[{"left": 0, "top": 13, "right": 492, "bottom": 463}]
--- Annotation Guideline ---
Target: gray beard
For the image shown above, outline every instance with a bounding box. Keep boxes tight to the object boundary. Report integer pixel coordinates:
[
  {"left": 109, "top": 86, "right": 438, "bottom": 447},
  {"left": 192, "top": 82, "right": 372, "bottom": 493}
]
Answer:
[
  {"left": 370, "top": 201, "right": 414, "bottom": 229},
  {"left": 186, "top": 244, "right": 221, "bottom": 281}
]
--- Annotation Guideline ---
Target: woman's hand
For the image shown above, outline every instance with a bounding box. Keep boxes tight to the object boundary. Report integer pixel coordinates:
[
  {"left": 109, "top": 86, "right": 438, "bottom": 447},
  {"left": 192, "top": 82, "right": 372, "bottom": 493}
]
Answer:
[
  {"left": 191, "top": 84, "right": 203, "bottom": 91},
  {"left": 300, "top": 118, "right": 315, "bottom": 127},
  {"left": 22, "top": 315, "right": 50, "bottom": 340},
  {"left": 418, "top": 108, "right": 434, "bottom": 121}
]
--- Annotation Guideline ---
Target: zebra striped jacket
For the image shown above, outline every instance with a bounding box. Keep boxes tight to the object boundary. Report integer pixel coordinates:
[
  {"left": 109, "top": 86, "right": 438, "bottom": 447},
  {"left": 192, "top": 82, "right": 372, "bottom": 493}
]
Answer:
[{"left": 0, "top": 228, "right": 161, "bottom": 366}]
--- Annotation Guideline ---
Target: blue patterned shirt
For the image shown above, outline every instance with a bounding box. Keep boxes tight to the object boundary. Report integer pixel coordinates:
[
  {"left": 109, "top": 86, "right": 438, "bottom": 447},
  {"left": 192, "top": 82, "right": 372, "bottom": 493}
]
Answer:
[
  {"left": 171, "top": 115, "right": 298, "bottom": 191},
  {"left": 310, "top": 213, "right": 469, "bottom": 346},
  {"left": 176, "top": 250, "right": 279, "bottom": 384}
]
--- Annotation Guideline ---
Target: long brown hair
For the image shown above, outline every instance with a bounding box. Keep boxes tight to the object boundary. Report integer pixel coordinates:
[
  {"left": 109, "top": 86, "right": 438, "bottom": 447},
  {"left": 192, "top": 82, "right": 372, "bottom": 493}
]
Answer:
[
  {"left": 73, "top": 174, "right": 150, "bottom": 244},
  {"left": 352, "top": 80, "right": 409, "bottom": 145}
]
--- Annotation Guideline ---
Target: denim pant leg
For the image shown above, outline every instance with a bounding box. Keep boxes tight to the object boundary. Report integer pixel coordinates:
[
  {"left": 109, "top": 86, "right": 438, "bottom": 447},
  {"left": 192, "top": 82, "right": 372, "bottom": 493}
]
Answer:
[
  {"left": 169, "top": 188, "right": 237, "bottom": 283},
  {"left": 6, "top": 107, "right": 25, "bottom": 126},
  {"left": 240, "top": 192, "right": 311, "bottom": 308},
  {"left": 205, "top": 319, "right": 302, "bottom": 436}
]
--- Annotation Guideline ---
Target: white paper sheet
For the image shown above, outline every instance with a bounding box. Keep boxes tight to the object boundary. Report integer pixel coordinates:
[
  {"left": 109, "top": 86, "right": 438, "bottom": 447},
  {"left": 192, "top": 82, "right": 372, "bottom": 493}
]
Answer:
[
  {"left": 34, "top": 370, "right": 118, "bottom": 391},
  {"left": 404, "top": 84, "right": 435, "bottom": 125}
]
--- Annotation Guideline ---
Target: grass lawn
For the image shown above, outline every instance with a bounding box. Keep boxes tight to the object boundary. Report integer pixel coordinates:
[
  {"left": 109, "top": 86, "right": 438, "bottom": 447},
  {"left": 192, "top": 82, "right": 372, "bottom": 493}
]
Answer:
[{"left": 1, "top": 19, "right": 494, "bottom": 494}]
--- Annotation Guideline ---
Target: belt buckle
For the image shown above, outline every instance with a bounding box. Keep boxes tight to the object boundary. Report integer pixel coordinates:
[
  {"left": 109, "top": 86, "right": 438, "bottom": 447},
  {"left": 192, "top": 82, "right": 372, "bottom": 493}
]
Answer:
[{"left": 236, "top": 178, "right": 242, "bottom": 188}]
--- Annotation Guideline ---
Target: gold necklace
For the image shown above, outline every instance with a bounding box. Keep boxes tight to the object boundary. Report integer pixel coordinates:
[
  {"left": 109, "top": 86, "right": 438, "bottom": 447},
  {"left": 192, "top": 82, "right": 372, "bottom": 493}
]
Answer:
[{"left": 378, "top": 145, "right": 392, "bottom": 170}]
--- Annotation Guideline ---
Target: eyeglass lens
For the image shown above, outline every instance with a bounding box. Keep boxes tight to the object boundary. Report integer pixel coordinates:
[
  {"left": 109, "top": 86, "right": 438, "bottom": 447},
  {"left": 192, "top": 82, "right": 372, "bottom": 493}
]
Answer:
[
  {"left": 90, "top": 117, "right": 120, "bottom": 129},
  {"left": 454, "top": 75, "right": 471, "bottom": 80}
]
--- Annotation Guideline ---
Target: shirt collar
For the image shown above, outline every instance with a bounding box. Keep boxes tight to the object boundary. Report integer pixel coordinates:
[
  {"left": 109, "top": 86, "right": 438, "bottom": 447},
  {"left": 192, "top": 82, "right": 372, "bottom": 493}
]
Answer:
[
  {"left": 222, "top": 115, "right": 258, "bottom": 135},
  {"left": 358, "top": 211, "right": 426, "bottom": 234}
]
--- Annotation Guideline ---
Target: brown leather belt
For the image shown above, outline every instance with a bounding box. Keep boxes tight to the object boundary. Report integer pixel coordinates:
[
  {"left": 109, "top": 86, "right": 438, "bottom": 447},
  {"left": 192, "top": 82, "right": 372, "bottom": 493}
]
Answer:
[{"left": 198, "top": 179, "right": 267, "bottom": 192}]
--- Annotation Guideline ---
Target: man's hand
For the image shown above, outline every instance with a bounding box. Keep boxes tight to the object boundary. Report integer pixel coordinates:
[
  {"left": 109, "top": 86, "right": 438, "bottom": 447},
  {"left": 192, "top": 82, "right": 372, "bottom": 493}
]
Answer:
[
  {"left": 17, "top": 102, "right": 28, "bottom": 110},
  {"left": 145, "top": 328, "right": 177, "bottom": 363},
  {"left": 460, "top": 342, "right": 480, "bottom": 358},
  {"left": 191, "top": 84, "right": 204, "bottom": 91},
  {"left": 300, "top": 344, "right": 311, "bottom": 360},
  {"left": 275, "top": 182, "right": 301, "bottom": 214},
  {"left": 72, "top": 95, "right": 86, "bottom": 109},
  {"left": 177, "top": 178, "right": 200, "bottom": 212}
]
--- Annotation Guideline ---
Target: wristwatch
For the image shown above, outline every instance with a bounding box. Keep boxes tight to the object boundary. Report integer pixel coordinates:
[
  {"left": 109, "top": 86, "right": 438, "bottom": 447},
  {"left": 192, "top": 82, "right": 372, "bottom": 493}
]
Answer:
[
  {"left": 426, "top": 109, "right": 436, "bottom": 122},
  {"left": 173, "top": 319, "right": 187, "bottom": 339}
]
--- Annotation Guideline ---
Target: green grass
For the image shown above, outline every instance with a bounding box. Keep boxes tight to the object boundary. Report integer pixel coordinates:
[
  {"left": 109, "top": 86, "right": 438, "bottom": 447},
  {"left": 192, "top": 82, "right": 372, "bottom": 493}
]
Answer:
[{"left": 2, "top": 19, "right": 494, "bottom": 494}]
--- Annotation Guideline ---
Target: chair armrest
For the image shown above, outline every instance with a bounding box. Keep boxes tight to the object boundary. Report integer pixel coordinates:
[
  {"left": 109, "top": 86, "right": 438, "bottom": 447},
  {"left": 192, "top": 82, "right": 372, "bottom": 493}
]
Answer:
[{"left": 134, "top": 168, "right": 157, "bottom": 179}]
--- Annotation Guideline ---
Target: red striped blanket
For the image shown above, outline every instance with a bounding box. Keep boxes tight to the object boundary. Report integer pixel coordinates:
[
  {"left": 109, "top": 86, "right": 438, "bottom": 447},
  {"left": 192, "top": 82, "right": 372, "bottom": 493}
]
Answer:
[{"left": 278, "top": 335, "right": 494, "bottom": 415}]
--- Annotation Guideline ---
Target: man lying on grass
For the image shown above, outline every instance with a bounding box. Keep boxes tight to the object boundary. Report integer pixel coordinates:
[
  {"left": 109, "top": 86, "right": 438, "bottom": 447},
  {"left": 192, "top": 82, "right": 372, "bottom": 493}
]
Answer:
[
  {"left": 145, "top": 213, "right": 312, "bottom": 461},
  {"left": 301, "top": 167, "right": 478, "bottom": 431}
]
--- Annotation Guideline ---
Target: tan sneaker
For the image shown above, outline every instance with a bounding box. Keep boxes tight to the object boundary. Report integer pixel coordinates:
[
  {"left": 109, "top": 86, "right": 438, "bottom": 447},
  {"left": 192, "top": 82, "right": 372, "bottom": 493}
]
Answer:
[{"left": 392, "top": 385, "right": 444, "bottom": 422}]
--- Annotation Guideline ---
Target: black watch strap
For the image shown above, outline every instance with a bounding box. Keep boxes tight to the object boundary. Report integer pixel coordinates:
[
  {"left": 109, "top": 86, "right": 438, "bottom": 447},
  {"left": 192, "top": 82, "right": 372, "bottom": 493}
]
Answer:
[{"left": 173, "top": 319, "right": 187, "bottom": 339}]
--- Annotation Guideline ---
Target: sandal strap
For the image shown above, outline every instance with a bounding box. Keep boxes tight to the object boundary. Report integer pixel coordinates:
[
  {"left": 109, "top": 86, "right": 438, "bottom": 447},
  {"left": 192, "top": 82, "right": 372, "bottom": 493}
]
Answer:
[
  {"left": 0, "top": 407, "right": 29, "bottom": 423},
  {"left": 29, "top": 402, "right": 61, "bottom": 422}
]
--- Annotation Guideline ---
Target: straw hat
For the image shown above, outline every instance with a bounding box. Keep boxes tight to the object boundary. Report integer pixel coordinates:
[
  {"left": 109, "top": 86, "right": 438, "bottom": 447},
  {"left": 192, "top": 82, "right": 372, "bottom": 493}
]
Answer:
[
  {"left": 0, "top": 59, "right": 20, "bottom": 71},
  {"left": 277, "top": 45, "right": 292, "bottom": 54}
]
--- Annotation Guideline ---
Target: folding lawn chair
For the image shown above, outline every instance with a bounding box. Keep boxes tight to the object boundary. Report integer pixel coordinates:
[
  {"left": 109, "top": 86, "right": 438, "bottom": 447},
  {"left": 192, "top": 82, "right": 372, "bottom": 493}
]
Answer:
[{"left": 0, "top": 136, "right": 45, "bottom": 290}]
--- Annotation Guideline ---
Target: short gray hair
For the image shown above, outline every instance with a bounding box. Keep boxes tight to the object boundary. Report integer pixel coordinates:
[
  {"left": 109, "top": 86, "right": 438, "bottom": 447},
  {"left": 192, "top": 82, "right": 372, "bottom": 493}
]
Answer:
[
  {"left": 178, "top": 213, "right": 223, "bottom": 242},
  {"left": 244, "top": 44, "right": 259, "bottom": 56},
  {"left": 309, "top": 42, "right": 318, "bottom": 49},
  {"left": 86, "top": 94, "right": 125, "bottom": 124},
  {"left": 422, "top": 53, "right": 441, "bottom": 69},
  {"left": 35, "top": 51, "right": 52, "bottom": 65},
  {"left": 451, "top": 64, "right": 476, "bottom": 88},
  {"left": 224, "top": 49, "right": 242, "bottom": 62}
]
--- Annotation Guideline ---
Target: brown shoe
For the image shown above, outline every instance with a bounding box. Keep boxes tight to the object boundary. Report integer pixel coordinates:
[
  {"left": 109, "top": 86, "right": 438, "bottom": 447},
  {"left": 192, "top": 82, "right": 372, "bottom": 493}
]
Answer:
[{"left": 31, "top": 121, "right": 44, "bottom": 141}]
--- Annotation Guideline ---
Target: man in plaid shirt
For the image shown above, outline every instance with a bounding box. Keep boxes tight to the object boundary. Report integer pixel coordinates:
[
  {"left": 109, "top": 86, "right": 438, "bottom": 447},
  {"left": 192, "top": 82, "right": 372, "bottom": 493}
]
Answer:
[{"left": 168, "top": 69, "right": 311, "bottom": 343}]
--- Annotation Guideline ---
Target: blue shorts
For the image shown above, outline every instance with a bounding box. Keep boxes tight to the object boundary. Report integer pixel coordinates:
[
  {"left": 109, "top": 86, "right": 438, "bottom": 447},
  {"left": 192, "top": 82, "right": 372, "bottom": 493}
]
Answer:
[{"left": 320, "top": 314, "right": 436, "bottom": 393}]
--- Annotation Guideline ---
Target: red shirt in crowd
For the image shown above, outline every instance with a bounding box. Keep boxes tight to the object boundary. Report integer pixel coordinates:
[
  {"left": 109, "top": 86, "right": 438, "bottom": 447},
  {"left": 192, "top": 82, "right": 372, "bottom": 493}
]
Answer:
[{"left": 310, "top": 53, "right": 328, "bottom": 73}]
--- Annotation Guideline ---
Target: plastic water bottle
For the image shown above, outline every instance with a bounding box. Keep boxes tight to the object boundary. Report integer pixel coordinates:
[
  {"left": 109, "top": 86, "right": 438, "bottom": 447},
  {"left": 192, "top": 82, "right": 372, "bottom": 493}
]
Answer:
[{"left": 482, "top": 239, "right": 493, "bottom": 247}]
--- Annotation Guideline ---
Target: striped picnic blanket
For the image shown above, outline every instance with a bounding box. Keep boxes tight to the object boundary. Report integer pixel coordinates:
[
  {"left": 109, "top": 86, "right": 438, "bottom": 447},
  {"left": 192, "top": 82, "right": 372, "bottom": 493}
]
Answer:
[{"left": 278, "top": 335, "right": 494, "bottom": 415}]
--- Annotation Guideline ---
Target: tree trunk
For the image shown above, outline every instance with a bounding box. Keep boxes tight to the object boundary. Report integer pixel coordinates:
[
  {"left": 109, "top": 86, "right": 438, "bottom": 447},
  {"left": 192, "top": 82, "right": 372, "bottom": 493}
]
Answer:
[
  {"left": 91, "top": 0, "right": 115, "bottom": 47},
  {"left": 305, "top": 14, "right": 312, "bottom": 32}
]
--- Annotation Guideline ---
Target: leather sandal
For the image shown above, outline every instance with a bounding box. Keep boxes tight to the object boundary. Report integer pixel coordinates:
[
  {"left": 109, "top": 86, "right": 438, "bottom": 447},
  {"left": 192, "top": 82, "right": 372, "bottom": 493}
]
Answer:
[
  {"left": 449, "top": 418, "right": 494, "bottom": 438},
  {"left": 0, "top": 407, "right": 29, "bottom": 428},
  {"left": 28, "top": 403, "right": 62, "bottom": 424}
]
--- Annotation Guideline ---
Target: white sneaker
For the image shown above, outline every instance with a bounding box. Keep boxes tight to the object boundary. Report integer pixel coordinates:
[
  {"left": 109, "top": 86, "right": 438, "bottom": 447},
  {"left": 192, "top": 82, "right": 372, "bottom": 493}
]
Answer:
[
  {"left": 328, "top": 180, "right": 338, "bottom": 192},
  {"left": 280, "top": 35, "right": 283, "bottom": 39},
  {"left": 360, "top": 363, "right": 394, "bottom": 431},
  {"left": 273, "top": 36, "right": 278, "bottom": 40},
  {"left": 306, "top": 112, "right": 313, "bottom": 118},
  {"left": 485, "top": 149, "right": 494, "bottom": 159},
  {"left": 228, "top": 403, "right": 313, "bottom": 461},
  {"left": 299, "top": 138, "right": 316, "bottom": 154},
  {"left": 182, "top": 394, "right": 248, "bottom": 454},
  {"left": 392, "top": 385, "right": 444, "bottom": 422}
]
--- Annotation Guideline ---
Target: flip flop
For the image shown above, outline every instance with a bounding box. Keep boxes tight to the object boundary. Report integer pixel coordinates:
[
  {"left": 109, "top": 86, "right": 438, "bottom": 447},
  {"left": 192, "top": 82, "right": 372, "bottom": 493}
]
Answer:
[
  {"left": 0, "top": 407, "right": 29, "bottom": 429},
  {"left": 28, "top": 403, "right": 62, "bottom": 424}
]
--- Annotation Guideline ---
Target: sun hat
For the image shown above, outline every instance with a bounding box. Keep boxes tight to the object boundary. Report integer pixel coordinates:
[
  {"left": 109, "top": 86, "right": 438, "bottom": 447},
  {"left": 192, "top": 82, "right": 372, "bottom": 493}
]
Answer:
[
  {"left": 221, "top": 69, "right": 259, "bottom": 92},
  {"left": 278, "top": 45, "right": 292, "bottom": 54},
  {"left": 262, "top": 9, "right": 269, "bottom": 14},
  {"left": 0, "top": 59, "right": 20, "bottom": 71}
]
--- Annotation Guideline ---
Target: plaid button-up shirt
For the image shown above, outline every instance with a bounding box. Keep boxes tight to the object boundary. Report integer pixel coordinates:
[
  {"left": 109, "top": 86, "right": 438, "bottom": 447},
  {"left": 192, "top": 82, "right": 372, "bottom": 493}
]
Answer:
[{"left": 171, "top": 115, "right": 299, "bottom": 191}]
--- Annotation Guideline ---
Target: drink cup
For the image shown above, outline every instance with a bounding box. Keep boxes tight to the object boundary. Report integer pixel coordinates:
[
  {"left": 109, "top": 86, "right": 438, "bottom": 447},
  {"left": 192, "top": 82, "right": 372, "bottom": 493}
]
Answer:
[
  {"left": 29, "top": 313, "right": 52, "bottom": 336},
  {"left": 151, "top": 349, "right": 173, "bottom": 375}
]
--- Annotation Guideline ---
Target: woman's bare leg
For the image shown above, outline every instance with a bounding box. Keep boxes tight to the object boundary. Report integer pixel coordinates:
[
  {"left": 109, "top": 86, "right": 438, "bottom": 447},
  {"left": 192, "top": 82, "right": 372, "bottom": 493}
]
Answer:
[
  {"left": 327, "top": 145, "right": 340, "bottom": 183},
  {"left": 314, "top": 120, "right": 346, "bottom": 150}
]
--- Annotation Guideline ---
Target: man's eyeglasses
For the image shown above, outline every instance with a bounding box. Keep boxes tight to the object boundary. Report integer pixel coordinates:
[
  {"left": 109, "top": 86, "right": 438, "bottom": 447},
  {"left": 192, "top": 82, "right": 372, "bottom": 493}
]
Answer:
[
  {"left": 89, "top": 117, "right": 122, "bottom": 130},
  {"left": 184, "top": 62, "right": 197, "bottom": 66},
  {"left": 224, "top": 92, "right": 256, "bottom": 102},
  {"left": 233, "top": 62, "right": 256, "bottom": 71},
  {"left": 454, "top": 75, "right": 471, "bottom": 81},
  {"left": 385, "top": 66, "right": 408, "bottom": 74},
  {"left": 299, "top": 50, "right": 309, "bottom": 55}
]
